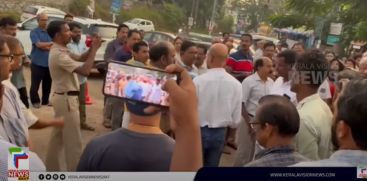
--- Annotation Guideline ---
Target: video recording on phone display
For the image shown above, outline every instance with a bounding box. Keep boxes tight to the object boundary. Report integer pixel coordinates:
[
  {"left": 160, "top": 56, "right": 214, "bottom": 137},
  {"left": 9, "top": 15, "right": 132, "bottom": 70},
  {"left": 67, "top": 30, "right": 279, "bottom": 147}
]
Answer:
[{"left": 104, "top": 62, "right": 176, "bottom": 106}]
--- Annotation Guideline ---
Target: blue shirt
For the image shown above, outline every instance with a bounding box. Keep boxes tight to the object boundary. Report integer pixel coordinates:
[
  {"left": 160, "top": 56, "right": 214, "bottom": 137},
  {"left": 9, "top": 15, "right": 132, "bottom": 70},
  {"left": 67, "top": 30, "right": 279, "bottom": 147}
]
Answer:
[
  {"left": 124, "top": 80, "right": 143, "bottom": 100},
  {"left": 113, "top": 45, "right": 132, "bottom": 62},
  {"left": 30, "top": 27, "right": 52, "bottom": 67},
  {"left": 67, "top": 40, "right": 89, "bottom": 84}
]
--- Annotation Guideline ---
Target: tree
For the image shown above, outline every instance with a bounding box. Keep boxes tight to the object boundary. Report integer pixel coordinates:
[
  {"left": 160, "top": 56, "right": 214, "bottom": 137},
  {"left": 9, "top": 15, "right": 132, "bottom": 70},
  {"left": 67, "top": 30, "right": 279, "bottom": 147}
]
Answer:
[{"left": 270, "top": 0, "right": 367, "bottom": 52}]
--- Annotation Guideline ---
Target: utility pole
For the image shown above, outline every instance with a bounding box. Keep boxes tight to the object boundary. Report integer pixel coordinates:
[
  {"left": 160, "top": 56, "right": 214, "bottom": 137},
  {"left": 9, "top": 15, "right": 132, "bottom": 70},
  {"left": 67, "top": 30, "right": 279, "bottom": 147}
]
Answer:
[
  {"left": 194, "top": 0, "right": 200, "bottom": 27},
  {"left": 209, "top": 0, "right": 218, "bottom": 35}
]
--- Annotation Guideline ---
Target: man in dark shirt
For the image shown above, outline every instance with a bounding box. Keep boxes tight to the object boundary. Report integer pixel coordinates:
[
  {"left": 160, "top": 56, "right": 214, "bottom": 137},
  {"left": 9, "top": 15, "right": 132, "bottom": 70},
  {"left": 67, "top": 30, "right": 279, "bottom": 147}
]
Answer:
[
  {"left": 113, "top": 30, "right": 141, "bottom": 62},
  {"left": 77, "top": 42, "right": 177, "bottom": 172},
  {"left": 104, "top": 24, "right": 129, "bottom": 62}
]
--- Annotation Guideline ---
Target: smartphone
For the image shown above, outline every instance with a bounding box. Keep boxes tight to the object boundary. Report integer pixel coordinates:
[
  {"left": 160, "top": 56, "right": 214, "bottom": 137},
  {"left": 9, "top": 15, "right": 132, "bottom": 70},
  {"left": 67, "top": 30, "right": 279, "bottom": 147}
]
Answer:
[{"left": 103, "top": 61, "right": 178, "bottom": 107}]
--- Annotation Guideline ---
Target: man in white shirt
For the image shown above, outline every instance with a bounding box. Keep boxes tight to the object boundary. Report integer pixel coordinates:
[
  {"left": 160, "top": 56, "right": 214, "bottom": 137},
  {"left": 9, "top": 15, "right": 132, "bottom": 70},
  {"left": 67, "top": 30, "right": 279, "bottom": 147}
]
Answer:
[
  {"left": 290, "top": 49, "right": 333, "bottom": 160},
  {"left": 270, "top": 50, "right": 297, "bottom": 104},
  {"left": 234, "top": 57, "right": 274, "bottom": 166},
  {"left": 193, "top": 43, "right": 242, "bottom": 167}
]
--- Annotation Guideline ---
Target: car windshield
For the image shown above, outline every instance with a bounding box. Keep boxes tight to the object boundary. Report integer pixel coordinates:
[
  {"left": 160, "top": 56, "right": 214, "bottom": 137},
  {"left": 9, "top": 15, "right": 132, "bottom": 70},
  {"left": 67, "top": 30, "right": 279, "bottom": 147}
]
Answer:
[
  {"left": 127, "top": 19, "right": 141, "bottom": 24},
  {"left": 89, "top": 25, "right": 117, "bottom": 39},
  {"left": 23, "top": 6, "right": 38, "bottom": 15}
]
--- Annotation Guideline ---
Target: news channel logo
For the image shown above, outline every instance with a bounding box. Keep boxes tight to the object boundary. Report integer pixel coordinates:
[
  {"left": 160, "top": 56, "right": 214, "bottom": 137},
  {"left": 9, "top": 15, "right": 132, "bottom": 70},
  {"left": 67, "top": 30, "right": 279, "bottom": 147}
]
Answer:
[
  {"left": 358, "top": 165, "right": 367, "bottom": 179},
  {"left": 8, "top": 147, "right": 29, "bottom": 181}
]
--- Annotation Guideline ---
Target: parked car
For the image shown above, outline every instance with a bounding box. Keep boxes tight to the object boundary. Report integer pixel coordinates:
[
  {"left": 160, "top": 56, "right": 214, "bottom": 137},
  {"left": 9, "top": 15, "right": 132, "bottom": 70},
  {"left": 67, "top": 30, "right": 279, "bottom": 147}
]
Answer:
[
  {"left": 178, "top": 32, "right": 212, "bottom": 47},
  {"left": 124, "top": 18, "right": 155, "bottom": 31},
  {"left": 143, "top": 31, "right": 176, "bottom": 47},
  {"left": 16, "top": 14, "right": 118, "bottom": 74},
  {"left": 21, "top": 5, "right": 66, "bottom": 22}
]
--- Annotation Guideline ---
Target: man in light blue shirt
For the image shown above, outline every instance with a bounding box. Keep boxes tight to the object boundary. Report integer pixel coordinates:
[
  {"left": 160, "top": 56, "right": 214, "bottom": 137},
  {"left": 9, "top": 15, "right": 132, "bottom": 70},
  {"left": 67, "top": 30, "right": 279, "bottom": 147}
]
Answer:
[
  {"left": 293, "top": 79, "right": 367, "bottom": 167},
  {"left": 29, "top": 13, "right": 53, "bottom": 108},
  {"left": 67, "top": 23, "right": 94, "bottom": 131}
]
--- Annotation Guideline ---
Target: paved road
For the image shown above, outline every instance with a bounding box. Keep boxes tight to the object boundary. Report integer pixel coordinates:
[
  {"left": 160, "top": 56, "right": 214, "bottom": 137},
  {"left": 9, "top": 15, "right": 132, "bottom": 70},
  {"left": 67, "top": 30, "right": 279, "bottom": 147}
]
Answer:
[{"left": 24, "top": 67, "right": 235, "bottom": 171}]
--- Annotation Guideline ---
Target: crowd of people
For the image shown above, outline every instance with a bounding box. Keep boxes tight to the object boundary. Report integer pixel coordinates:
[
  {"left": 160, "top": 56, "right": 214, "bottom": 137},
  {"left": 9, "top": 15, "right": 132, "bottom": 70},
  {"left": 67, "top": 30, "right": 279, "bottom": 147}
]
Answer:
[
  {"left": 104, "top": 63, "right": 171, "bottom": 106},
  {"left": 0, "top": 12, "right": 367, "bottom": 178}
]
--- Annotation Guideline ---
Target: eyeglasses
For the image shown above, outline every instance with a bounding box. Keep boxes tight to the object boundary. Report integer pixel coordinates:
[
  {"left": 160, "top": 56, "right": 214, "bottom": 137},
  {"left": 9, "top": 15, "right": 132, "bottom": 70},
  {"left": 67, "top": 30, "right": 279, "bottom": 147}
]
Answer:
[{"left": 0, "top": 54, "right": 25, "bottom": 62}]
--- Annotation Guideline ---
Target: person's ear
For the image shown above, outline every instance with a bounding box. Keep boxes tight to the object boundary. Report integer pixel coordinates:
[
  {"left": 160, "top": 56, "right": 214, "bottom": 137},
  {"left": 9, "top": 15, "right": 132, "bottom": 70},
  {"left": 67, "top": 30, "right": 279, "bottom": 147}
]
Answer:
[
  {"left": 337, "top": 120, "right": 349, "bottom": 140},
  {"left": 263, "top": 123, "right": 273, "bottom": 138}
]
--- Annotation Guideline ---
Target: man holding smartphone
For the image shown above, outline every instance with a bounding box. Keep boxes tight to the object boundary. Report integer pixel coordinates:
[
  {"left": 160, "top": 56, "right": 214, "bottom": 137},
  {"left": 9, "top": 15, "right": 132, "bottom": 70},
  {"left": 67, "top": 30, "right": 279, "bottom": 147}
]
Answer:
[{"left": 45, "top": 21, "right": 102, "bottom": 171}]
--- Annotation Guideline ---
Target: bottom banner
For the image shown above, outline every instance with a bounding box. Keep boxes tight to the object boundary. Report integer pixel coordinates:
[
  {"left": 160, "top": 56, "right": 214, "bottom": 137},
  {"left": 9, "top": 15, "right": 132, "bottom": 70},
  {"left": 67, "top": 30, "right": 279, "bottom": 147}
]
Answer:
[
  {"left": 30, "top": 172, "right": 196, "bottom": 181},
  {"left": 195, "top": 167, "right": 365, "bottom": 181}
]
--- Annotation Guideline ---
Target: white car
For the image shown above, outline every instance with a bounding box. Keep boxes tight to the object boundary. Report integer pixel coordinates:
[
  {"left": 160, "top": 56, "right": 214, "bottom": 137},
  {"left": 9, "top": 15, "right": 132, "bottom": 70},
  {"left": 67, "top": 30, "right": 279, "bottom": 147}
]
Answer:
[
  {"left": 124, "top": 18, "right": 155, "bottom": 31},
  {"left": 16, "top": 14, "right": 118, "bottom": 74},
  {"left": 21, "top": 5, "right": 66, "bottom": 22}
]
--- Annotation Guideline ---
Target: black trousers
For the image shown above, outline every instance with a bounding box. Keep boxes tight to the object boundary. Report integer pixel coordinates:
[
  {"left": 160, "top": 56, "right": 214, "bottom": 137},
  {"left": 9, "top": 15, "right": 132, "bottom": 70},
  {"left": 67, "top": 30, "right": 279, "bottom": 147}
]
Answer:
[
  {"left": 18, "top": 87, "right": 29, "bottom": 108},
  {"left": 30, "top": 64, "right": 52, "bottom": 105}
]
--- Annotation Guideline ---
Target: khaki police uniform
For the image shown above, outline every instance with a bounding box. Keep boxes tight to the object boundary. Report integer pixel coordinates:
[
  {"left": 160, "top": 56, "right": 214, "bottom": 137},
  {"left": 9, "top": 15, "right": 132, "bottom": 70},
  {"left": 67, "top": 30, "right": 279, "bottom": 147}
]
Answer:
[{"left": 45, "top": 43, "right": 83, "bottom": 171}]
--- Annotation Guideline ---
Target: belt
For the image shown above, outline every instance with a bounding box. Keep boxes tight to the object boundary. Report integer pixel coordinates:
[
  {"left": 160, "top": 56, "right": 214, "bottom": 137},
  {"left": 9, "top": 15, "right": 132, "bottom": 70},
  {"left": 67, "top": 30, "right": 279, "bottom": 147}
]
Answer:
[{"left": 54, "top": 91, "right": 80, "bottom": 96}]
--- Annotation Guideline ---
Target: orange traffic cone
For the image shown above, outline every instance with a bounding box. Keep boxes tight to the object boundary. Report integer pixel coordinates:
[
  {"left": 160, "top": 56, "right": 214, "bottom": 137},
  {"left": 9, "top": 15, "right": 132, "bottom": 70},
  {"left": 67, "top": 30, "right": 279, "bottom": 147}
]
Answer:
[{"left": 85, "top": 82, "right": 93, "bottom": 105}]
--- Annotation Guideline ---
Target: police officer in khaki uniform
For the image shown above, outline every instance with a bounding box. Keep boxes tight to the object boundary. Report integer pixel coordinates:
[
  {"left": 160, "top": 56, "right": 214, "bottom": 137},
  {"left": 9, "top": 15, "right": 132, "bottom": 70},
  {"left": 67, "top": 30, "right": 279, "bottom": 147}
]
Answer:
[{"left": 45, "top": 21, "right": 102, "bottom": 171}]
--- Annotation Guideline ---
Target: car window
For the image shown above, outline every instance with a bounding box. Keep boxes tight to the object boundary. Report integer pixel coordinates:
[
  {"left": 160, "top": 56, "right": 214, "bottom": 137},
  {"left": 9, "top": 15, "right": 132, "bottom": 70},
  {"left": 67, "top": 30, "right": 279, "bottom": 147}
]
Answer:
[
  {"left": 22, "top": 17, "right": 38, "bottom": 30},
  {"left": 143, "top": 32, "right": 153, "bottom": 41},
  {"left": 42, "top": 9, "right": 65, "bottom": 15},
  {"left": 147, "top": 22, "right": 152, "bottom": 25},
  {"left": 128, "top": 19, "right": 140, "bottom": 24},
  {"left": 140, "top": 21, "right": 146, "bottom": 25},
  {"left": 89, "top": 25, "right": 117, "bottom": 39},
  {"left": 23, "top": 6, "right": 38, "bottom": 15}
]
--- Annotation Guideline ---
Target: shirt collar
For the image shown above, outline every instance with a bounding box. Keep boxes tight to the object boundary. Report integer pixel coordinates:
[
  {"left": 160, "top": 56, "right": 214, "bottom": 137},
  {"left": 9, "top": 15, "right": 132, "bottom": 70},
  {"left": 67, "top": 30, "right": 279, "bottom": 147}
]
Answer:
[
  {"left": 329, "top": 150, "right": 367, "bottom": 164},
  {"left": 206, "top": 68, "right": 226, "bottom": 73},
  {"left": 52, "top": 43, "right": 68, "bottom": 50},
  {"left": 297, "top": 93, "right": 320, "bottom": 109},
  {"left": 255, "top": 145, "right": 295, "bottom": 160}
]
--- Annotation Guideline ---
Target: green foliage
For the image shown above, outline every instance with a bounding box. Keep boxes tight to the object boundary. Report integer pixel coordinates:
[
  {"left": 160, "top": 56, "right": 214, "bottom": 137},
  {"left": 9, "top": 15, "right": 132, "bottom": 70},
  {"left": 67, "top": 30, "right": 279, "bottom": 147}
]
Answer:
[
  {"left": 94, "top": 1, "right": 111, "bottom": 21},
  {"left": 69, "top": 0, "right": 89, "bottom": 17},
  {"left": 116, "top": 3, "right": 184, "bottom": 32},
  {"left": 0, "top": 11, "right": 20, "bottom": 22},
  {"left": 217, "top": 16, "right": 234, "bottom": 33},
  {"left": 160, "top": 3, "right": 185, "bottom": 31}
]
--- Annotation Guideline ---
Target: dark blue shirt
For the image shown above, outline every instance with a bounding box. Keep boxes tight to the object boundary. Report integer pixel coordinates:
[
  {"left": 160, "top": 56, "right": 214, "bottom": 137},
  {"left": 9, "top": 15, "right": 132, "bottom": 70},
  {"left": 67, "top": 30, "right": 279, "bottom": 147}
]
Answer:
[
  {"left": 112, "top": 45, "right": 132, "bottom": 62},
  {"left": 30, "top": 27, "right": 52, "bottom": 67}
]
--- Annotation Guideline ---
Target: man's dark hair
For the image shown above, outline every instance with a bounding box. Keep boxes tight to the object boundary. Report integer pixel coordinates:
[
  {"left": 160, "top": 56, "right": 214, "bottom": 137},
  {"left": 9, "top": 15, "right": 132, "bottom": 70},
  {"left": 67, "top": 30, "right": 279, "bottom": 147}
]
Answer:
[
  {"left": 336, "top": 79, "right": 367, "bottom": 150},
  {"left": 222, "top": 32, "right": 229, "bottom": 37},
  {"left": 64, "top": 14, "right": 73, "bottom": 19},
  {"left": 173, "top": 36, "right": 183, "bottom": 44},
  {"left": 0, "top": 17, "right": 17, "bottom": 27},
  {"left": 295, "top": 49, "right": 329, "bottom": 89},
  {"left": 256, "top": 95, "right": 300, "bottom": 136},
  {"left": 241, "top": 33, "right": 253, "bottom": 41},
  {"left": 180, "top": 40, "right": 196, "bottom": 53},
  {"left": 47, "top": 20, "right": 67, "bottom": 39},
  {"left": 330, "top": 59, "right": 345, "bottom": 72},
  {"left": 132, "top": 41, "right": 148, "bottom": 53},
  {"left": 277, "top": 50, "right": 297, "bottom": 66},
  {"left": 128, "top": 29, "right": 141, "bottom": 38},
  {"left": 254, "top": 58, "right": 264, "bottom": 71},
  {"left": 197, "top": 44, "right": 208, "bottom": 54},
  {"left": 149, "top": 42, "right": 169, "bottom": 63},
  {"left": 117, "top": 24, "right": 129, "bottom": 33},
  {"left": 353, "top": 53, "right": 362, "bottom": 61},
  {"left": 263, "top": 41, "right": 275, "bottom": 50},
  {"left": 68, "top": 22, "right": 81, "bottom": 31}
]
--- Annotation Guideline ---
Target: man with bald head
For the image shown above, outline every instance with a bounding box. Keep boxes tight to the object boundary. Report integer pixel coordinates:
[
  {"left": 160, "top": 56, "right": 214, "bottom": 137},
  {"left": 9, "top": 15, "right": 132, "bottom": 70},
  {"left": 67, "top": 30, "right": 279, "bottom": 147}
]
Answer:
[
  {"left": 359, "top": 57, "right": 367, "bottom": 78},
  {"left": 193, "top": 43, "right": 242, "bottom": 167},
  {"left": 29, "top": 13, "right": 53, "bottom": 108}
]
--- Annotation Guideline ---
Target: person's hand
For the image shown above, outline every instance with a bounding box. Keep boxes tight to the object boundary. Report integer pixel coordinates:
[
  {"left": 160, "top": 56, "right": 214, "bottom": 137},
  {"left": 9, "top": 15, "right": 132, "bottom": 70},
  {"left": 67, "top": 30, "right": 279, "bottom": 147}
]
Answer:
[
  {"left": 91, "top": 33, "right": 103, "bottom": 50},
  {"left": 163, "top": 64, "right": 198, "bottom": 129},
  {"left": 52, "top": 117, "right": 64, "bottom": 128}
]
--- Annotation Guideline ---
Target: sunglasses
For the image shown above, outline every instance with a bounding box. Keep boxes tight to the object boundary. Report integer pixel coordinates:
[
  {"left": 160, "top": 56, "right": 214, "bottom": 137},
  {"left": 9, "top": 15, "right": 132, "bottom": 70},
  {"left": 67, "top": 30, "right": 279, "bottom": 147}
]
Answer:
[{"left": 0, "top": 54, "right": 25, "bottom": 62}]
